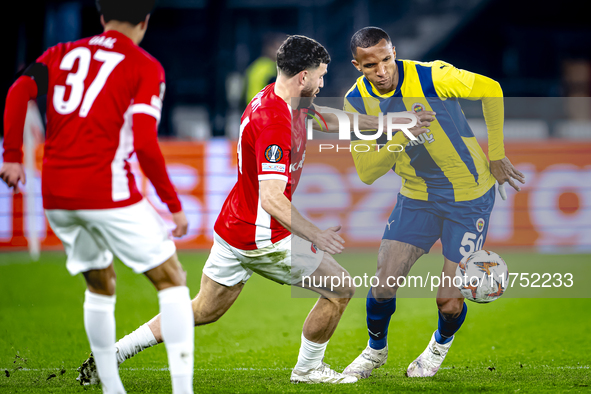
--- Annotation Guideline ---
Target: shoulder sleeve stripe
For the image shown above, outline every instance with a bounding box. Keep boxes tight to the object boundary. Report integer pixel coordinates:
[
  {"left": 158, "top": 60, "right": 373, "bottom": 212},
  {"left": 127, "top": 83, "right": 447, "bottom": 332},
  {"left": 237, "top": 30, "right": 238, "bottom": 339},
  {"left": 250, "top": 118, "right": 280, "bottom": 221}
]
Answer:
[
  {"left": 130, "top": 103, "right": 161, "bottom": 122},
  {"left": 414, "top": 64, "right": 437, "bottom": 97}
]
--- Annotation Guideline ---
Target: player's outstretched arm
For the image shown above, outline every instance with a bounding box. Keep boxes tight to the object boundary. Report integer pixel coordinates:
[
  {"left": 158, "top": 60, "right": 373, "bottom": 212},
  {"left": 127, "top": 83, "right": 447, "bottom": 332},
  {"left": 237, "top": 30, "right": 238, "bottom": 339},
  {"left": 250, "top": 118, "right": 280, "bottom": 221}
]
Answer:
[
  {"left": 259, "top": 179, "right": 344, "bottom": 254},
  {"left": 310, "top": 104, "right": 387, "bottom": 133}
]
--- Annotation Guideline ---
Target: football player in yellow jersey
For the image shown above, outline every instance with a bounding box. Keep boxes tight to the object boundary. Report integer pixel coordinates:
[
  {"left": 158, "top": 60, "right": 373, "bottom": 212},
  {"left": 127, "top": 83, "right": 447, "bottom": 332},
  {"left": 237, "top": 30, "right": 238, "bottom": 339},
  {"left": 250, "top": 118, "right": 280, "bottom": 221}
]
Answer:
[{"left": 341, "top": 27, "right": 526, "bottom": 379}]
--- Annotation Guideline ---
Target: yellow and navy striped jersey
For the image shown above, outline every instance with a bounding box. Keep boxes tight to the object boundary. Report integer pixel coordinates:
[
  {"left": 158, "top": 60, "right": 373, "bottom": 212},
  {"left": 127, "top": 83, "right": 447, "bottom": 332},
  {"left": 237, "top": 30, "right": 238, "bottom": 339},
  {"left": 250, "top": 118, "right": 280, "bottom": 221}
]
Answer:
[{"left": 344, "top": 59, "right": 498, "bottom": 202}]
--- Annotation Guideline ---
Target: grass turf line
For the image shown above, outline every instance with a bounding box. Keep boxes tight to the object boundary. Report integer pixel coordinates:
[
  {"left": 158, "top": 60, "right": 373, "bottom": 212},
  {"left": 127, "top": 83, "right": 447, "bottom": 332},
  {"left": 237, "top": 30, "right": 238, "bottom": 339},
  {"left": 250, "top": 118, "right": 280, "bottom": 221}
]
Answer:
[{"left": 0, "top": 251, "right": 590, "bottom": 393}]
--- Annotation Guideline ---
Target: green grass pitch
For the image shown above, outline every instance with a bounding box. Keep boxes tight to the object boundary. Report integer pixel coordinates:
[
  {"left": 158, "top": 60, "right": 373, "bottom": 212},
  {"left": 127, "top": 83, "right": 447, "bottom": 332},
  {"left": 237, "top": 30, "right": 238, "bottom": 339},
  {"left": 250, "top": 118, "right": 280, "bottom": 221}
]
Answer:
[{"left": 1, "top": 251, "right": 590, "bottom": 393}]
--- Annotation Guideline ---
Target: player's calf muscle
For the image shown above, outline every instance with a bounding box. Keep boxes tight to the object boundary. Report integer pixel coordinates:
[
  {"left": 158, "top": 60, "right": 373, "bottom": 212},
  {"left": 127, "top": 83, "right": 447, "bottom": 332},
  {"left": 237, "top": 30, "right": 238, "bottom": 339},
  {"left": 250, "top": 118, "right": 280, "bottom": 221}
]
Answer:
[
  {"left": 83, "top": 264, "right": 116, "bottom": 296},
  {"left": 436, "top": 298, "right": 464, "bottom": 318},
  {"left": 192, "top": 274, "right": 242, "bottom": 326}
]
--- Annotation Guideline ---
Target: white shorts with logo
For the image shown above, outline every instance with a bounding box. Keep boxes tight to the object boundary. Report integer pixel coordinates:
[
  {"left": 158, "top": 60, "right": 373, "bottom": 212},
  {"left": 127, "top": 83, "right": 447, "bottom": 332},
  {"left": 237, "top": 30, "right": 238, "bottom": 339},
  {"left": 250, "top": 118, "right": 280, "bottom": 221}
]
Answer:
[
  {"left": 45, "top": 199, "right": 176, "bottom": 275},
  {"left": 203, "top": 231, "right": 324, "bottom": 286}
]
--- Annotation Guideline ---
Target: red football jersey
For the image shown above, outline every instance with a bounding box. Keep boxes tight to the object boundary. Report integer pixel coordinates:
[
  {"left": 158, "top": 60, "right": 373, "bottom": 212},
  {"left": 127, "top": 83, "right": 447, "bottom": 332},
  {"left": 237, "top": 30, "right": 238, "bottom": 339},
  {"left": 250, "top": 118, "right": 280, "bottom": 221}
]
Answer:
[
  {"left": 214, "top": 84, "right": 307, "bottom": 250},
  {"left": 35, "top": 30, "right": 171, "bottom": 210}
]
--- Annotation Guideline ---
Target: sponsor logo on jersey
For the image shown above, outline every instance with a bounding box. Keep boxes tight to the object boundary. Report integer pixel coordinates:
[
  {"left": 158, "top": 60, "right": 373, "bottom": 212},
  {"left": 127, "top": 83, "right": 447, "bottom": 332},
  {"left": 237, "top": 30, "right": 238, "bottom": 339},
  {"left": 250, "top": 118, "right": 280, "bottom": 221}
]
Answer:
[
  {"left": 476, "top": 218, "right": 485, "bottom": 233},
  {"left": 264, "top": 145, "right": 283, "bottom": 163},
  {"left": 261, "top": 163, "right": 286, "bottom": 172},
  {"left": 289, "top": 151, "right": 306, "bottom": 172},
  {"left": 407, "top": 131, "right": 435, "bottom": 146}
]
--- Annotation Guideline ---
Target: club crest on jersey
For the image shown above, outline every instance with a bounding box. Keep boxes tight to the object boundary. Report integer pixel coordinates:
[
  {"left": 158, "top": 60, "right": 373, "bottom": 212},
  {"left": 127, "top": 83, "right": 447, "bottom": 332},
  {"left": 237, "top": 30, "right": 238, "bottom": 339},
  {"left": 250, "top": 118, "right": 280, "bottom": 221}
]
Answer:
[
  {"left": 265, "top": 145, "right": 283, "bottom": 163},
  {"left": 476, "top": 218, "right": 485, "bottom": 233},
  {"left": 311, "top": 243, "right": 318, "bottom": 254},
  {"left": 412, "top": 103, "right": 425, "bottom": 113}
]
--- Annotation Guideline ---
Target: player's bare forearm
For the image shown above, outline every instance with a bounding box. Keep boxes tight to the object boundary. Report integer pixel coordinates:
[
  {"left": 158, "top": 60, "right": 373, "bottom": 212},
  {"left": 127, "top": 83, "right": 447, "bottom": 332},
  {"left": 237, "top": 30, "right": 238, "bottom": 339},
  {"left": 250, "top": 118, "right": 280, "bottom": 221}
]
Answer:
[
  {"left": 312, "top": 105, "right": 434, "bottom": 136},
  {"left": 259, "top": 179, "right": 315, "bottom": 238},
  {"left": 259, "top": 179, "right": 344, "bottom": 254}
]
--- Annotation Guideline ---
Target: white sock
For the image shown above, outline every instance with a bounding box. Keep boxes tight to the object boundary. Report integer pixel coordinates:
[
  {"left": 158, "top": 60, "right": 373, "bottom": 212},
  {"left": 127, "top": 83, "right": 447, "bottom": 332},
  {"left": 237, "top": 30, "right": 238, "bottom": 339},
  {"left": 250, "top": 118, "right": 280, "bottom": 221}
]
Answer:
[
  {"left": 115, "top": 323, "right": 158, "bottom": 365},
  {"left": 83, "top": 290, "right": 126, "bottom": 394},
  {"left": 159, "top": 286, "right": 194, "bottom": 394},
  {"left": 294, "top": 333, "right": 329, "bottom": 372}
]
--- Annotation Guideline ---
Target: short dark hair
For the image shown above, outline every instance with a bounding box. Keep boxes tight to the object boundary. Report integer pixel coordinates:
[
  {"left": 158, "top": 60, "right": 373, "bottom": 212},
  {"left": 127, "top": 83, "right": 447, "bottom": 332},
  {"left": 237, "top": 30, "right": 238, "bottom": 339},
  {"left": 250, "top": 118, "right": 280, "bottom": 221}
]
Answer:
[
  {"left": 96, "top": 0, "right": 156, "bottom": 25},
  {"left": 350, "top": 27, "right": 391, "bottom": 57},
  {"left": 276, "top": 35, "right": 331, "bottom": 78}
]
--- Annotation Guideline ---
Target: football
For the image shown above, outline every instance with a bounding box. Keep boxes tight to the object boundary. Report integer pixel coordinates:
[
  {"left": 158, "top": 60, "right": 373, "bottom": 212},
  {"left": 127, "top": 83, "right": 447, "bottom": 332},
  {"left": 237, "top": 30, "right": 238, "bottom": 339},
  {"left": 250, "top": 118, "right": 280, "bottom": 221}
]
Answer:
[{"left": 455, "top": 250, "right": 509, "bottom": 303}]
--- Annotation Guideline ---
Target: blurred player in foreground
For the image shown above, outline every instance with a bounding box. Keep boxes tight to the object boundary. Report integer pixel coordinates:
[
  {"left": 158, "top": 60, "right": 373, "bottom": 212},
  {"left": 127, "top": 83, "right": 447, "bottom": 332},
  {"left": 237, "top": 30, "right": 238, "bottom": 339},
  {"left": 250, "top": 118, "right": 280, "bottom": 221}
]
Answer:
[
  {"left": 1, "top": 1, "right": 195, "bottom": 393},
  {"left": 79, "top": 35, "right": 361, "bottom": 384},
  {"left": 341, "top": 27, "right": 526, "bottom": 379}
]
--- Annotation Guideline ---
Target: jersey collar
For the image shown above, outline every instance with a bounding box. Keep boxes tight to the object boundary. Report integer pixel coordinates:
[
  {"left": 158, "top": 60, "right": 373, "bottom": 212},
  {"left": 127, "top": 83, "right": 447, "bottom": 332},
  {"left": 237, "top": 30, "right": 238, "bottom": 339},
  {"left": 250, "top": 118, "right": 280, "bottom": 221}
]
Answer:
[{"left": 101, "top": 30, "right": 135, "bottom": 46}]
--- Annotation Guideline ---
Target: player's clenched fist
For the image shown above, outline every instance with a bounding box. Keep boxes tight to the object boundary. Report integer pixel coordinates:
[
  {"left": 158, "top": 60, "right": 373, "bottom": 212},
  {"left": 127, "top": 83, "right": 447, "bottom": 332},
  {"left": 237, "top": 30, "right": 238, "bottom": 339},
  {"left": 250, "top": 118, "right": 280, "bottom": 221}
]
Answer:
[{"left": 312, "top": 225, "right": 345, "bottom": 255}]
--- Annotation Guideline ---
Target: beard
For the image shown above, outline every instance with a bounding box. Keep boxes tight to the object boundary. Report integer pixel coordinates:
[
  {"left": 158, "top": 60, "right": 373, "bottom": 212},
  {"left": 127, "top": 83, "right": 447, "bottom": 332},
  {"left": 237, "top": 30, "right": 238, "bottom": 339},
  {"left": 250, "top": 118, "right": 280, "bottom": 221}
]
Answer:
[{"left": 298, "top": 84, "right": 317, "bottom": 109}]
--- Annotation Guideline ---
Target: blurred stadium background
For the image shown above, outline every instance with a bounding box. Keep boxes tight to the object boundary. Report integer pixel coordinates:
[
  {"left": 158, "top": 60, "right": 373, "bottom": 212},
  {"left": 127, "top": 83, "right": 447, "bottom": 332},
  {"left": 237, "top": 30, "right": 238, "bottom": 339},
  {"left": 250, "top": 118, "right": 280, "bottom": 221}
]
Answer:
[{"left": 0, "top": 0, "right": 590, "bottom": 254}]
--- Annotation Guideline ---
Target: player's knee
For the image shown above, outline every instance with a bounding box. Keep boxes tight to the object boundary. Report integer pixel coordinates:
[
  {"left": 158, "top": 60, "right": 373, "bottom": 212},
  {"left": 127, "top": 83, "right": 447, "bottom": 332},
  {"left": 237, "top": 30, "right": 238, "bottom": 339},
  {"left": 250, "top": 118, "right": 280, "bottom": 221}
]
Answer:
[
  {"left": 372, "top": 285, "right": 397, "bottom": 301},
  {"left": 436, "top": 298, "right": 463, "bottom": 319},
  {"left": 335, "top": 272, "right": 356, "bottom": 299},
  {"left": 338, "top": 287, "right": 355, "bottom": 302}
]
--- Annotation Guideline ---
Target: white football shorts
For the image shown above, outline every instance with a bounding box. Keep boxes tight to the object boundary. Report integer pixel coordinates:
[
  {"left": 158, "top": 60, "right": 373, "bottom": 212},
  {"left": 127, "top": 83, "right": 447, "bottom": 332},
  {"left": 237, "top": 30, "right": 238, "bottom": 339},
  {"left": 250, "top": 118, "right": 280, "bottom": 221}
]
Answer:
[
  {"left": 203, "top": 231, "right": 324, "bottom": 286},
  {"left": 45, "top": 199, "right": 176, "bottom": 275}
]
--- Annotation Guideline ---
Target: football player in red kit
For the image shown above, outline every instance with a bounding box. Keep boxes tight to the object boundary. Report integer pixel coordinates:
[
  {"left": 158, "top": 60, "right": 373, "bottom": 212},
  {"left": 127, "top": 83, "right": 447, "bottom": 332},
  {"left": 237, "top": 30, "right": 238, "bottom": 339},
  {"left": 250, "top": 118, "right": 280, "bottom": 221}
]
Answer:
[
  {"left": 79, "top": 35, "right": 360, "bottom": 385},
  {"left": 1, "top": 1, "right": 194, "bottom": 393}
]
